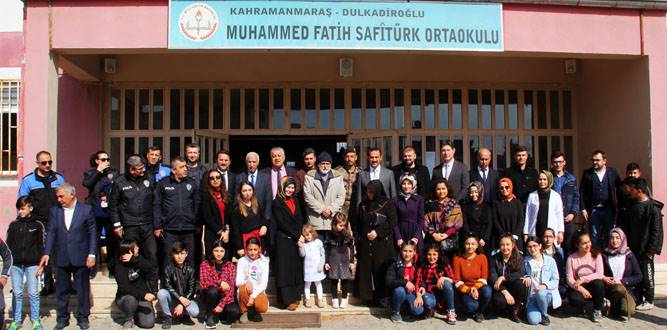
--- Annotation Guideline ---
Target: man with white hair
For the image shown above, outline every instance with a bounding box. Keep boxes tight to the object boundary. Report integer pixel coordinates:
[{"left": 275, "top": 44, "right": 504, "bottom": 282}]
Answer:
[
  {"left": 236, "top": 151, "right": 272, "bottom": 220},
  {"left": 262, "top": 147, "right": 298, "bottom": 200}
]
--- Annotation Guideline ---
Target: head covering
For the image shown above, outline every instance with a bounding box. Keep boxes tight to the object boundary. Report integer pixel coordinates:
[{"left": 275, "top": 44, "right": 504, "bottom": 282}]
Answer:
[
  {"left": 302, "top": 148, "right": 316, "bottom": 159},
  {"left": 364, "top": 180, "right": 388, "bottom": 209},
  {"left": 278, "top": 176, "right": 297, "bottom": 199},
  {"left": 539, "top": 170, "right": 554, "bottom": 192},
  {"left": 316, "top": 151, "right": 332, "bottom": 165},
  {"left": 605, "top": 227, "right": 629, "bottom": 255},
  {"left": 344, "top": 146, "right": 357, "bottom": 154},
  {"left": 398, "top": 174, "right": 417, "bottom": 199},
  {"left": 466, "top": 181, "right": 485, "bottom": 205},
  {"left": 499, "top": 178, "right": 517, "bottom": 201}
]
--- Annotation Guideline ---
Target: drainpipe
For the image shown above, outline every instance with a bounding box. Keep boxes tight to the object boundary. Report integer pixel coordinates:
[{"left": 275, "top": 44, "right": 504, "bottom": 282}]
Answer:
[{"left": 639, "top": 8, "right": 645, "bottom": 55}]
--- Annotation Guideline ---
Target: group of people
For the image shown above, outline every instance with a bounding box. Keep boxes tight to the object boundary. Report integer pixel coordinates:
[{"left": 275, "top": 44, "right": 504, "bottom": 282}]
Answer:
[{"left": 1, "top": 141, "right": 662, "bottom": 329}]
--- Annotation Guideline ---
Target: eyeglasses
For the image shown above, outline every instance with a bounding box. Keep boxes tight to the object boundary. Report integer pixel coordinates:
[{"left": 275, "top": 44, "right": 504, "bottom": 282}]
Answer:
[
  {"left": 98, "top": 158, "right": 110, "bottom": 162},
  {"left": 499, "top": 186, "right": 510, "bottom": 191},
  {"left": 209, "top": 176, "right": 222, "bottom": 181},
  {"left": 40, "top": 160, "right": 53, "bottom": 166}
]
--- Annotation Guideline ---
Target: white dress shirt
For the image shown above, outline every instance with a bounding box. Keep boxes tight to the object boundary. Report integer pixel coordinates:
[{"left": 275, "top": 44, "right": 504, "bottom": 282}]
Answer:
[
  {"left": 64, "top": 201, "right": 76, "bottom": 231},
  {"left": 478, "top": 166, "right": 488, "bottom": 181},
  {"left": 441, "top": 159, "right": 455, "bottom": 180},
  {"left": 595, "top": 167, "right": 606, "bottom": 182},
  {"left": 370, "top": 166, "right": 381, "bottom": 181}
]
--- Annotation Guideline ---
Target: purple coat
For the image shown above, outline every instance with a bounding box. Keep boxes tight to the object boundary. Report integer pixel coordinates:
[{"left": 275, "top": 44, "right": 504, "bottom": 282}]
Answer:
[{"left": 392, "top": 194, "right": 425, "bottom": 253}]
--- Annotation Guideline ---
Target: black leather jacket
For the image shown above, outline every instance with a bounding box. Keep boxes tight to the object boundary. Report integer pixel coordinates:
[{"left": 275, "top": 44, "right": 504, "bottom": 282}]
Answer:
[{"left": 161, "top": 262, "right": 197, "bottom": 301}]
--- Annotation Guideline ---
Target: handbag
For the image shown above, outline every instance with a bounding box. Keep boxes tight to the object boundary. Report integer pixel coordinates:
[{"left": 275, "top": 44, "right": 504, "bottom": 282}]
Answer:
[{"left": 439, "top": 231, "right": 459, "bottom": 252}]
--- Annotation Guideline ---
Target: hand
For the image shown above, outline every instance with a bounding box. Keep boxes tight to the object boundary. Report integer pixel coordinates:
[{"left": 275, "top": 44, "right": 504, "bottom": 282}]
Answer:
[
  {"left": 322, "top": 208, "right": 332, "bottom": 218},
  {"left": 557, "top": 232, "right": 564, "bottom": 245},
  {"left": 533, "top": 284, "right": 547, "bottom": 293},
  {"left": 0, "top": 277, "right": 7, "bottom": 288},
  {"left": 405, "top": 281, "right": 415, "bottom": 293},
  {"left": 396, "top": 239, "right": 404, "bottom": 248},
  {"left": 213, "top": 306, "right": 223, "bottom": 314},
  {"left": 153, "top": 229, "right": 163, "bottom": 237},
  {"left": 39, "top": 255, "right": 50, "bottom": 267},
  {"left": 436, "top": 277, "right": 447, "bottom": 289},
  {"left": 237, "top": 249, "right": 245, "bottom": 257},
  {"left": 245, "top": 282, "right": 254, "bottom": 292},
  {"left": 325, "top": 264, "right": 331, "bottom": 271},
  {"left": 410, "top": 238, "right": 419, "bottom": 245},
  {"left": 144, "top": 293, "right": 156, "bottom": 301},
  {"left": 247, "top": 297, "right": 255, "bottom": 307},
  {"left": 36, "top": 266, "right": 44, "bottom": 277},
  {"left": 173, "top": 304, "right": 184, "bottom": 317},
  {"left": 349, "top": 263, "right": 356, "bottom": 272},
  {"left": 433, "top": 233, "right": 446, "bottom": 242},
  {"left": 97, "top": 161, "right": 110, "bottom": 172},
  {"left": 564, "top": 214, "right": 575, "bottom": 223},
  {"left": 479, "top": 239, "right": 486, "bottom": 247},
  {"left": 503, "top": 290, "right": 515, "bottom": 305},
  {"left": 86, "top": 256, "right": 96, "bottom": 269},
  {"left": 298, "top": 235, "right": 305, "bottom": 244},
  {"left": 582, "top": 210, "right": 589, "bottom": 222},
  {"left": 221, "top": 281, "right": 231, "bottom": 291},
  {"left": 121, "top": 252, "right": 133, "bottom": 263},
  {"left": 297, "top": 240, "right": 304, "bottom": 248},
  {"left": 414, "top": 295, "right": 423, "bottom": 308},
  {"left": 178, "top": 296, "right": 191, "bottom": 307},
  {"left": 259, "top": 226, "right": 268, "bottom": 237},
  {"left": 574, "top": 279, "right": 583, "bottom": 289},
  {"left": 317, "top": 265, "right": 324, "bottom": 272},
  {"left": 114, "top": 227, "right": 123, "bottom": 238},
  {"left": 522, "top": 277, "right": 532, "bottom": 288},
  {"left": 602, "top": 277, "right": 615, "bottom": 285},
  {"left": 523, "top": 234, "right": 528, "bottom": 242},
  {"left": 494, "top": 276, "right": 505, "bottom": 291},
  {"left": 579, "top": 287, "right": 592, "bottom": 299},
  {"left": 367, "top": 230, "right": 377, "bottom": 241},
  {"left": 469, "top": 287, "right": 479, "bottom": 300},
  {"left": 221, "top": 231, "right": 229, "bottom": 243}
]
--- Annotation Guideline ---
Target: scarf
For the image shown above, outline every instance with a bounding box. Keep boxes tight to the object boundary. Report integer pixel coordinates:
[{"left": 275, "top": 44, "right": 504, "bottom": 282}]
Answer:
[
  {"left": 539, "top": 170, "right": 554, "bottom": 192},
  {"left": 364, "top": 180, "right": 388, "bottom": 211},
  {"left": 278, "top": 176, "right": 297, "bottom": 199},
  {"left": 499, "top": 177, "right": 517, "bottom": 201},
  {"left": 605, "top": 227, "right": 630, "bottom": 255},
  {"left": 466, "top": 181, "right": 485, "bottom": 205},
  {"left": 398, "top": 174, "right": 417, "bottom": 200}
]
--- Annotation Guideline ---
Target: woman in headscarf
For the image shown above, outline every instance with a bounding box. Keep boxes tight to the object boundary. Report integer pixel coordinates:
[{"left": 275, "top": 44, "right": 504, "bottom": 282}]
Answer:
[
  {"left": 354, "top": 180, "right": 398, "bottom": 306},
  {"left": 392, "top": 174, "right": 425, "bottom": 253},
  {"left": 424, "top": 178, "right": 463, "bottom": 255},
  {"left": 492, "top": 178, "right": 525, "bottom": 251},
  {"left": 602, "top": 228, "right": 642, "bottom": 320},
  {"left": 524, "top": 170, "right": 564, "bottom": 245},
  {"left": 271, "top": 176, "right": 306, "bottom": 311},
  {"left": 461, "top": 181, "right": 493, "bottom": 251}
]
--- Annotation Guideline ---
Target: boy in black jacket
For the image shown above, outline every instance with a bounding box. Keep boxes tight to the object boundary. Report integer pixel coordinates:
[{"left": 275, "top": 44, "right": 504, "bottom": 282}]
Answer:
[
  {"left": 6, "top": 196, "right": 42, "bottom": 330},
  {"left": 115, "top": 240, "right": 158, "bottom": 329},
  {"left": 157, "top": 242, "right": 199, "bottom": 329}
]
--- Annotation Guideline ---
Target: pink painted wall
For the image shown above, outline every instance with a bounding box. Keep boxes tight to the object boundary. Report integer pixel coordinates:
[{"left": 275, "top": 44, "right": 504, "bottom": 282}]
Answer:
[
  {"left": 56, "top": 74, "right": 103, "bottom": 197},
  {"left": 0, "top": 32, "right": 22, "bottom": 67},
  {"left": 503, "top": 4, "right": 641, "bottom": 55},
  {"left": 0, "top": 188, "right": 17, "bottom": 238}
]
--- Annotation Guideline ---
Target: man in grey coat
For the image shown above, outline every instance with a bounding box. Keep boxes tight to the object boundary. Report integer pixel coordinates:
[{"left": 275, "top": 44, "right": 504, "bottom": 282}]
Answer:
[
  {"left": 431, "top": 140, "right": 469, "bottom": 201},
  {"left": 303, "top": 152, "right": 346, "bottom": 240},
  {"left": 356, "top": 147, "right": 397, "bottom": 206}
]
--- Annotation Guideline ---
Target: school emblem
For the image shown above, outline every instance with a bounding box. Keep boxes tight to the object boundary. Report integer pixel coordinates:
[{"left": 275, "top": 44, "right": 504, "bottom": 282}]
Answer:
[
  {"left": 179, "top": 3, "right": 218, "bottom": 42},
  {"left": 186, "top": 183, "right": 192, "bottom": 191},
  {"left": 143, "top": 180, "right": 150, "bottom": 188}
]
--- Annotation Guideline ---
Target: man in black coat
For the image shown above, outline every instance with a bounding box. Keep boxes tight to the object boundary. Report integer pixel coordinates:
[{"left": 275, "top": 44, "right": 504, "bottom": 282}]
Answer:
[
  {"left": 432, "top": 140, "right": 469, "bottom": 201},
  {"left": 236, "top": 151, "right": 272, "bottom": 220},
  {"left": 469, "top": 148, "right": 500, "bottom": 205},
  {"left": 211, "top": 150, "right": 236, "bottom": 199},
  {"left": 579, "top": 150, "right": 621, "bottom": 248},
  {"left": 502, "top": 145, "right": 538, "bottom": 203},
  {"left": 391, "top": 146, "right": 431, "bottom": 198}
]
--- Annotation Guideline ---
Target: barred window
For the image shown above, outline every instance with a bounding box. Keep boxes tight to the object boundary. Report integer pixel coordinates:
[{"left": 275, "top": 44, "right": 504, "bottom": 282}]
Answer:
[{"left": 0, "top": 80, "right": 19, "bottom": 176}]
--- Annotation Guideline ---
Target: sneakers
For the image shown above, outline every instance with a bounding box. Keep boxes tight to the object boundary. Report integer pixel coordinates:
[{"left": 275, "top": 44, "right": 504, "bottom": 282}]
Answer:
[
  {"left": 540, "top": 316, "right": 551, "bottom": 326},
  {"left": 390, "top": 312, "right": 403, "bottom": 323},
  {"left": 636, "top": 302, "right": 654, "bottom": 311},
  {"left": 592, "top": 310, "right": 603, "bottom": 323},
  {"left": 122, "top": 319, "right": 134, "bottom": 330},
  {"left": 446, "top": 310, "right": 457, "bottom": 325},
  {"left": 287, "top": 302, "right": 298, "bottom": 311},
  {"left": 239, "top": 312, "right": 249, "bottom": 324},
  {"left": 8, "top": 321, "right": 19, "bottom": 330},
  {"left": 33, "top": 320, "right": 43, "bottom": 330},
  {"left": 180, "top": 316, "right": 195, "bottom": 326},
  {"left": 205, "top": 314, "right": 216, "bottom": 329},
  {"left": 316, "top": 298, "right": 326, "bottom": 308},
  {"left": 473, "top": 312, "right": 485, "bottom": 323},
  {"left": 304, "top": 298, "right": 313, "bottom": 308},
  {"left": 248, "top": 308, "right": 263, "bottom": 322},
  {"left": 340, "top": 298, "right": 348, "bottom": 309},
  {"left": 332, "top": 298, "right": 340, "bottom": 309},
  {"left": 161, "top": 316, "right": 172, "bottom": 329}
]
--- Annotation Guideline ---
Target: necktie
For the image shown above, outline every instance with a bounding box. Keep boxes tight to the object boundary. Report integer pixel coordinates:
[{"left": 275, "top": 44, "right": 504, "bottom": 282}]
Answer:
[
  {"left": 444, "top": 164, "right": 449, "bottom": 180},
  {"left": 250, "top": 173, "right": 255, "bottom": 187},
  {"left": 221, "top": 172, "right": 227, "bottom": 191},
  {"left": 482, "top": 168, "right": 487, "bottom": 181},
  {"left": 275, "top": 168, "right": 282, "bottom": 192}
]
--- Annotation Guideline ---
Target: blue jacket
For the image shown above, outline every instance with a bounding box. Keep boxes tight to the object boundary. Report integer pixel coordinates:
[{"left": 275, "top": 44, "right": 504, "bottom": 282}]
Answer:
[
  {"left": 18, "top": 170, "right": 65, "bottom": 221},
  {"left": 44, "top": 201, "right": 98, "bottom": 267},
  {"left": 552, "top": 170, "right": 580, "bottom": 217},
  {"left": 524, "top": 254, "right": 562, "bottom": 308}
]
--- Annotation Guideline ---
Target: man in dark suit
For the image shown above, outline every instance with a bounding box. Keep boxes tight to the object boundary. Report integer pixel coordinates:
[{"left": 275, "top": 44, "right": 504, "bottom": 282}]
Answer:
[
  {"left": 356, "top": 147, "right": 397, "bottom": 206},
  {"left": 503, "top": 145, "right": 538, "bottom": 203},
  {"left": 211, "top": 150, "right": 236, "bottom": 199},
  {"left": 469, "top": 148, "right": 500, "bottom": 204},
  {"left": 40, "top": 183, "right": 97, "bottom": 330},
  {"left": 236, "top": 151, "right": 272, "bottom": 220},
  {"left": 432, "top": 140, "right": 469, "bottom": 201},
  {"left": 579, "top": 149, "right": 622, "bottom": 248},
  {"left": 392, "top": 146, "right": 431, "bottom": 197},
  {"left": 263, "top": 146, "right": 298, "bottom": 200}
]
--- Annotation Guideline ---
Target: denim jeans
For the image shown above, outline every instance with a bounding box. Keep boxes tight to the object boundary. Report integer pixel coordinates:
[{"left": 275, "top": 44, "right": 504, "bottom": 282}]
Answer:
[
  {"left": 157, "top": 289, "right": 199, "bottom": 318},
  {"left": 391, "top": 287, "right": 423, "bottom": 315},
  {"left": 589, "top": 207, "right": 614, "bottom": 249},
  {"left": 460, "top": 285, "right": 492, "bottom": 314},
  {"left": 526, "top": 290, "right": 552, "bottom": 325},
  {"left": 11, "top": 265, "right": 40, "bottom": 322}
]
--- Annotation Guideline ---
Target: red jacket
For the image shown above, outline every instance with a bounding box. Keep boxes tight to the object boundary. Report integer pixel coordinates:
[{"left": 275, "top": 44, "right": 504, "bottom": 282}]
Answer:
[{"left": 199, "top": 260, "right": 236, "bottom": 308}]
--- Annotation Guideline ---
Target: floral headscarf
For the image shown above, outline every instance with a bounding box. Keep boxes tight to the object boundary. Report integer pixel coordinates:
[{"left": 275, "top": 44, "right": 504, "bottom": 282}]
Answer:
[{"left": 399, "top": 174, "right": 418, "bottom": 199}]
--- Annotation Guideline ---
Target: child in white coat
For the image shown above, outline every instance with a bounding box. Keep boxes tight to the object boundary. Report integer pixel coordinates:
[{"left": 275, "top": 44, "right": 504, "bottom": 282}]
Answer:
[{"left": 299, "top": 224, "right": 326, "bottom": 308}]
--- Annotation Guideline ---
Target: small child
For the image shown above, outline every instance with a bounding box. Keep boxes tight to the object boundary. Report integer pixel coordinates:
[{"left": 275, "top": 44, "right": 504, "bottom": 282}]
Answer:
[
  {"left": 299, "top": 224, "right": 326, "bottom": 308},
  {"left": 324, "top": 213, "right": 355, "bottom": 309},
  {"left": 157, "top": 242, "right": 199, "bottom": 329},
  {"left": 6, "top": 196, "right": 41, "bottom": 330},
  {"left": 236, "top": 237, "right": 269, "bottom": 323}
]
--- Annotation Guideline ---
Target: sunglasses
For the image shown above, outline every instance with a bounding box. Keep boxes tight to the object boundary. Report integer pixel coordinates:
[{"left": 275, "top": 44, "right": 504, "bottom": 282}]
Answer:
[
  {"left": 209, "top": 176, "right": 222, "bottom": 181},
  {"left": 499, "top": 186, "right": 510, "bottom": 191},
  {"left": 98, "top": 158, "right": 110, "bottom": 162},
  {"left": 40, "top": 160, "right": 53, "bottom": 166}
]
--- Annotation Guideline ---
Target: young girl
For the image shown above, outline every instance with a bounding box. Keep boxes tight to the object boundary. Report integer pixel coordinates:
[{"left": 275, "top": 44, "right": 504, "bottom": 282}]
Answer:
[
  {"left": 199, "top": 240, "right": 239, "bottom": 328},
  {"left": 385, "top": 241, "right": 419, "bottom": 323},
  {"left": 523, "top": 236, "right": 562, "bottom": 326},
  {"left": 542, "top": 228, "right": 566, "bottom": 298},
  {"left": 114, "top": 240, "right": 158, "bottom": 329},
  {"left": 452, "top": 235, "right": 491, "bottom": 323},
  {"left": 299, "top": 224, "right": 326, "bottom": 308},
  {"left": 602, "top": 228, "right": 641, "bottom": 321},
  {"left": 324, "top": 213, "right": 356, "bottom": 309},
  {"left": 236, "top": 237, "right": 270, "bottom": 324},
  {"left": 489, "top": 234, "right": 527, "bottom": 322},
  {"left": 567, "top": 231, "right": 605, "bottom": 323},
  {"left": 414, "top": 244, "right": 457, "bottom": 324},
  {"left": 231, "top": 182, "right": 269, "bottom": 257},
  {"left": 7, "top": 196, "right": 41, "bottom": 330}
]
